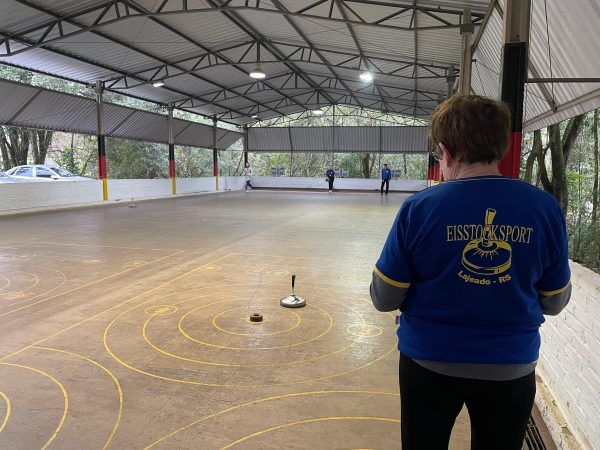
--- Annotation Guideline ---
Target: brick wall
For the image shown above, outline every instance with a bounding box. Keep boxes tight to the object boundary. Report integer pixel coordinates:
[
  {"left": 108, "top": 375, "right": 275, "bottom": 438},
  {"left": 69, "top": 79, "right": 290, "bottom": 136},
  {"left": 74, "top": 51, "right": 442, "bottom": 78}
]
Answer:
[{"left": 538, "top": 261, "right": 600, "bottom": 449}]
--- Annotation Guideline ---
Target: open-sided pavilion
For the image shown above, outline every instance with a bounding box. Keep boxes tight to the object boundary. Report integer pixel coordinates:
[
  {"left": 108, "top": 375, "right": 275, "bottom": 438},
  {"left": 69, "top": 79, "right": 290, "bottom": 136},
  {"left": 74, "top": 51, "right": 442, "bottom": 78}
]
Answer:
[{"left": 1, "top": 1, "right": 600, "bottom": 449}]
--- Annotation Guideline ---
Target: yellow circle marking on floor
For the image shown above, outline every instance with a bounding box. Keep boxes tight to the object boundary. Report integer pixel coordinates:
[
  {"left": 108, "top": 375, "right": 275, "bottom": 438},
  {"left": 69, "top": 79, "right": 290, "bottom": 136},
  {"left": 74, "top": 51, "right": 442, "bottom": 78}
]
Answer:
[
  {"left": 0, "top": 391, "right": 10, "bottom": 434},
  {"left": 211, "top": 305, "right": 301, "bottom": 336},
  {"left": 144, "top": 304, "right": 362, "bottom": 367},
  {"left": 103, "top": 285, "right": 395, "bottom": 387},
  {"left": 0, "top": 362, "right": 68, "bottom": 450},
  {"left": 347, "top": 324, "right": 383, "bottom": 338},
  {"left": 144, "top": 305, "right": 178, "bottom": 316},
  {"left": 143, "top": 390, "right": 400, "bottom": 449},
  {"left": 0, "top": 267, "right": 68, "bottom": 311},
  {"left": 177, "top": 299, "right": 333, "bottom": 350},
  {"left": 221, "top": 416, "right": 401, "bottom": 449},
  {"left": 0, "top": 277, "right": 10, "bottom": 292}
]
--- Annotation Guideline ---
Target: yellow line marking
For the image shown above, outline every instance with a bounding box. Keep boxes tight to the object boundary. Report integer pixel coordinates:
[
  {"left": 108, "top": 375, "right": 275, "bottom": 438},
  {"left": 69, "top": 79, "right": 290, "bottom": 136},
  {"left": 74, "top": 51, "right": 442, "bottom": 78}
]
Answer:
[
  {"left": 229, "top": 252, "right": 374, "bottom": 262},
  {"left": 30, "top": 241, "right": 181, "bottom": 252},
  {"left": 0, "top": 391, "right": 10, "bottom": 434},
  {"left": 0, "top": 277, "right": 10, "bottom": 292},
  {"left": 221, "top": 416, "right": 400, "bottom": 449},
  {"left": 33, "top": 347, "right": 123, "bottom": 450},
  {"left": 143, "top": 390, "right": 399, "bottom": 449},
  {"left": 20, "top": 273, "right": 40, "bottom": 293},
  {"left": 0, "top": 250, "right": 186, "bottom": 361},
  {"left": 211, "top": 305, "right": 301, "bottom": 336},
  {"left": 0, "top": 251, "right": 182, "bottom": 319},
  {"left": 373, "top": 266, "right": 411, "bottom": 288},
  {"left": 540, "top": 281, "right": 571, "bottom": 297},
  {"left": 0, "top": 362, "right": 68, "bottom": 449},
  {"left": 0, "top": 267, "right": 68, "bottom": 310}
]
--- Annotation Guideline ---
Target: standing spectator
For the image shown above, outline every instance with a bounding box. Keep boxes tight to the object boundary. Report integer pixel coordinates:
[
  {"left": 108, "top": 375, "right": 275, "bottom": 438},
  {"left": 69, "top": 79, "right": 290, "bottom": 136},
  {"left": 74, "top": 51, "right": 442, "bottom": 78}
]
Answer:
[
  {"left": 370, "top": 95, "right": 571, "bottom": 450},
  {"left": 381, "top": 163, "right": 392, "bottom": 195},
  {"left": 325, "top": 167, "right": 335, "bottom": 193},
  {"left": 242, "top": 163, "right": 253, "bottom": 192}
]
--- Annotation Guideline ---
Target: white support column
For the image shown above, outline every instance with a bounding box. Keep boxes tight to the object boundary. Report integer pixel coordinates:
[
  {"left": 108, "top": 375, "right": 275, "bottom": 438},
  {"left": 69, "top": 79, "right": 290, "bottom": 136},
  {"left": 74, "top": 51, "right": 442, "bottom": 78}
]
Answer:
[{"left": 459, "top": 8, "right": 474, "bottom": 95}]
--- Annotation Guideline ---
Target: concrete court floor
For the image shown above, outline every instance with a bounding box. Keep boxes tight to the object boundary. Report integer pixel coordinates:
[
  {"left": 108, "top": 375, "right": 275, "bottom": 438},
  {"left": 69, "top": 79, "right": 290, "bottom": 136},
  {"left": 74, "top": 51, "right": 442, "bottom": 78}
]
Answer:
[{"left": 0, "top": 190, "right": 476, "bottom": 449}]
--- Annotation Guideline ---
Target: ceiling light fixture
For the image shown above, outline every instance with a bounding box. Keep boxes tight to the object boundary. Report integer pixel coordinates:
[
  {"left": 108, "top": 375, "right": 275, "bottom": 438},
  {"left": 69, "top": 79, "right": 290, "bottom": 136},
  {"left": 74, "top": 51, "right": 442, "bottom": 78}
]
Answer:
[
  {"left": 152, "top": 79, "right": 165, "bottom": 87},
  {"left": 312, "top": 108, "right": 324, "bottom": 116},
  {"left": 249, "top": 66, "right": 266, "bottom": 79},
  {"left": 251, "top": 115, "right": 258, "bottom": 119},
  {"left": 360, "top": 71, "right": 374, "bottom": 82},
  {"left": 249, "top": 40, "right": 266, "bottom": 79}
]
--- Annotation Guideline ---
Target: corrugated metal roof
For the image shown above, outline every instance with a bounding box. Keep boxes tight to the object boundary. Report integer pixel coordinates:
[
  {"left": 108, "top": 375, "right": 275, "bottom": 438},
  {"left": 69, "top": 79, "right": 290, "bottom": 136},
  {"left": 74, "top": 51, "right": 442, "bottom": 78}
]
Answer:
[
  {"left": 472, "top": 0, "right": 600, "bottom": 131},
  {"left": 248, "top": 126, "right": 428, "bottom": 153},
  {"left": 12, "top": 0, "right": 598, "bottom": 127},
  {"left": 0, "top": 78, "right": 241, "bottom": 149}
]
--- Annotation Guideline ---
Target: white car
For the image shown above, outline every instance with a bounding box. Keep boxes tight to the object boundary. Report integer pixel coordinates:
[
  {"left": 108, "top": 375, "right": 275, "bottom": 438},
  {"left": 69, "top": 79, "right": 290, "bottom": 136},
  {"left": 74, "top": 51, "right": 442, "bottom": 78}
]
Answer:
[
  {"left": 6, "top": 165, "right": 92, "bottom": 182},
  {"left": 0, "top": 171, "right": 33, "bottom": 183}
]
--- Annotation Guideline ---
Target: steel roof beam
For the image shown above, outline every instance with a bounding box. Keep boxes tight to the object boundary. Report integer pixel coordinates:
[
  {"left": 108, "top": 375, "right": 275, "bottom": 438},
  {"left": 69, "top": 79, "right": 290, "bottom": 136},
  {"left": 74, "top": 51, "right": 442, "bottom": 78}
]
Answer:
[
  {"left": 126, "top": 0, "right": 310, "bottom": 116},
  {"left": 204, "top": 0, "right": 339, "bottom": 107},
  {"left": 0, "top": 2, "right": 481, "bottom": 55},
  {"left": 334, "top": 0, "right": 392, "bottom": 112},
  {"left": 268, "top": 0, "right": 367, "bottom": 108},
  {"left": 7, "top": 0, "right": 282, "bottom": 120}
]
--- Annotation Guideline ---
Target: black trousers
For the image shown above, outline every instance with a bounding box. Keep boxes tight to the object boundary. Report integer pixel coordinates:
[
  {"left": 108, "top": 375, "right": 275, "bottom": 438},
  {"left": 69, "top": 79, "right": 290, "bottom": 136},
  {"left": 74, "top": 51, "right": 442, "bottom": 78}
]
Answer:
[
  {"left": 381, "top": 179, "right": 390, "bottom": 194},
  {"left": 328, "top": 177, "right": 334, "bottom": 190},
  {"left": 399, "top": 354, "right": 535, "bottom": 450},
  {"left": 246, "top": 180, "right": 252, "bottom": 189}
]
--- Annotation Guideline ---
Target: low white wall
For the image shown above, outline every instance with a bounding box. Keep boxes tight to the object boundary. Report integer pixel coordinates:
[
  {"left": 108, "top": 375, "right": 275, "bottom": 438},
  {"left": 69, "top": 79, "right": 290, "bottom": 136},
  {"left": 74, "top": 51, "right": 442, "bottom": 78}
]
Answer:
[
  {"left": 0, "top": 177, "right": 246, "bottom": 215},
  {"left": 537, "top": 261, "right": 600, "bottom": 449},
  {"left": 109, "top": 178, "right": 173, "bottom": 201},
  {"left": 0, "top": 180, "right": 103, "bottom": 214},
  {"left": 252, "top": 176, "right": 427, "bottom": 192}
]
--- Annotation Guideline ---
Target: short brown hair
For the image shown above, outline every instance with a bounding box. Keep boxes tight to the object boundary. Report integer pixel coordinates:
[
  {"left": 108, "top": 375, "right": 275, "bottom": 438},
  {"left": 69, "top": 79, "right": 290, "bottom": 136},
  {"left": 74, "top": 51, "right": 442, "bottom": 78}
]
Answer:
[{"left": 429, "top": 95, "right": 511, "bottom": 164}]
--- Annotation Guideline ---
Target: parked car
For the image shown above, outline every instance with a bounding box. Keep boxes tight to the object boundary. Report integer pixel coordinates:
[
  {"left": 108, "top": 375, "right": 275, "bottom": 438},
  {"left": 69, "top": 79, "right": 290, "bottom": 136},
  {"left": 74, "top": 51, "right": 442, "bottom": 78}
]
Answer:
[
  {"left": 0, "top": 171, "right": 33, "bottom": 183},
  {"left": 6, "top": 165, "right": 92, "bottom": 181}
]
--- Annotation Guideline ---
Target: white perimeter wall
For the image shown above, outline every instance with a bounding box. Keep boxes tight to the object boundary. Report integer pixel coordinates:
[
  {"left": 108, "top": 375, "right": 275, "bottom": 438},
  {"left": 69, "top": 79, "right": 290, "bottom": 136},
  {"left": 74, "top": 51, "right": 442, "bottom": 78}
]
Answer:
[
  {"left": 0, "top": 177, "right": 245, "bottom": 215},
  {"left": 537, "top": 262, "right": 600, "bottom": 449},
  {"left": 252, "top": 176, "right": 427, "bottom": 191}
]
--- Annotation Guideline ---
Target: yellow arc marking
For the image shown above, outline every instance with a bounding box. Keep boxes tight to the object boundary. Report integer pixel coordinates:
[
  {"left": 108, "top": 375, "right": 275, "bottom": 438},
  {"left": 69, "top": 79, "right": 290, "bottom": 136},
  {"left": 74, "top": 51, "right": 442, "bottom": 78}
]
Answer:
[
  {"left": 33, "top": 347, "right": 123, "bottom": 450},
  {"left": 0, "top": 250, "right": 186, "bottom": 362},
  {"left": 0, "top": 277, "right": 11, "bottom": 292},
  {"left": 221, "top": 416, "right": 401, "bottom": 449},
  {"left": 0, "top": 362, "right": 68, "bottom": 449},
  {"left": 0, "top": 391, "right": 10, "bottom": 434},
  {"left": 0, "top": 267, "right": 67, "bottom": 310},
  {"left": 143, "top": 390, "right": 400, "bottom": 449}
]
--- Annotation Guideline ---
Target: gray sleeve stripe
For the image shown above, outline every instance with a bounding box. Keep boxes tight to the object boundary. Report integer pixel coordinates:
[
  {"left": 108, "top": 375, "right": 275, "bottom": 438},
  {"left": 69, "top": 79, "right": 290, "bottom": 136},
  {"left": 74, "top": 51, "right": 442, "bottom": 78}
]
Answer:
[
  {"left": 539, "top": 283, "right": 572, "bottom": 316},
  {"left": 370, "top": 271, "right": 408, "bottom": 312}
]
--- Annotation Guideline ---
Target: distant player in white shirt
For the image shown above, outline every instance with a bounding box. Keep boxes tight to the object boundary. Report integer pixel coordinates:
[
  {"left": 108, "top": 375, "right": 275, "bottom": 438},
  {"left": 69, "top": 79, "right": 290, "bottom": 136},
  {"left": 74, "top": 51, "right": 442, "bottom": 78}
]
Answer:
[{"left": 243, "top": 163, "right": 253, "bottom": 191}]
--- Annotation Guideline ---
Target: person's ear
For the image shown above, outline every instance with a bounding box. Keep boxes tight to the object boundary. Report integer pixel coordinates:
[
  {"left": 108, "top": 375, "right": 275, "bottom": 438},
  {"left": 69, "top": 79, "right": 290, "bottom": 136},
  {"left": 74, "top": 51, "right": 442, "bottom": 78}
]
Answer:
[{"left": 439, "top": 143, "right": 453, "bottom": 166}]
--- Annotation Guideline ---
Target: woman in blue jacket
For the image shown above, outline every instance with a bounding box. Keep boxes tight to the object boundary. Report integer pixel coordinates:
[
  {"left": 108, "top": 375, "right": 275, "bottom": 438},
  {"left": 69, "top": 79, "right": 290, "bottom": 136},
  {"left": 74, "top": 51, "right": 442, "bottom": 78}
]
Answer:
[{"left": 371, "top": 95, "right": 571, "bottom": 450}]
